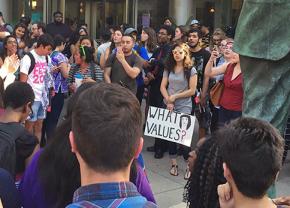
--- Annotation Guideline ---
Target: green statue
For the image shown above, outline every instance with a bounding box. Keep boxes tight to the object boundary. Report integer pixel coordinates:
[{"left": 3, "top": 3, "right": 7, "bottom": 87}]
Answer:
[
  {"left": 234, "top": 0, "right": 290, "bottom": 198},
  {"left": 235, "top": 0, "right": 290, "bottom": 134}
]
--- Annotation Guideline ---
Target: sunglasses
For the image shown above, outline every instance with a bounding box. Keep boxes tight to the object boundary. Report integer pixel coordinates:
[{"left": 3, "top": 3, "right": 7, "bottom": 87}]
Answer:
[{"left": 172, "top": 50, "right": 184, "bottom": 55}]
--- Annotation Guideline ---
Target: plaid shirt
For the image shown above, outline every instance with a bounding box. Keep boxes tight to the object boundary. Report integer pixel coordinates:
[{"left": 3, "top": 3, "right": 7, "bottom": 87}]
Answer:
[{"left": 66, "top": 182, "right": 157, "bottom": 208}]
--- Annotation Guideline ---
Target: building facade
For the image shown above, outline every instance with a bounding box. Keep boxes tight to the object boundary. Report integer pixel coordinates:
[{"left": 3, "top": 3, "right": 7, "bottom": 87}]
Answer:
[{"left": 1, "top": 0, "right": 243, "bottom": 38}]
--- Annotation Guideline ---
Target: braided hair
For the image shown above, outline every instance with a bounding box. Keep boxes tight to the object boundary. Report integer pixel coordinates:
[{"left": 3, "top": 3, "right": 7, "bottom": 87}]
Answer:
[{"left": 184, "top": 137, "right": 226, "bottom": 208}]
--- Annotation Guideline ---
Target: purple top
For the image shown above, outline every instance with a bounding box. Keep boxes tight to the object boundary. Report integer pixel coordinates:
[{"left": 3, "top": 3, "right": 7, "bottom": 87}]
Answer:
[
  {"left": 50, "top": 51, "right": 69, "bottom": 93},
  {"left": 19, "top": 151, "right": 155, "bottom": 207}
]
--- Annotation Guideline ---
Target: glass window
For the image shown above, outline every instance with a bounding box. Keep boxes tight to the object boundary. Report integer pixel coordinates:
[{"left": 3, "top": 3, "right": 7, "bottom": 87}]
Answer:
[{"left": 12, "top": 0, "right": 44, "bottom": 23}]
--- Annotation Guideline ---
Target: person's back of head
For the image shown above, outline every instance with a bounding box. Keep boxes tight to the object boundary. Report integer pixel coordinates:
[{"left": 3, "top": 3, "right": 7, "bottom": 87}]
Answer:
[
  {"left": 36, "top": 34, "right": 54, "bottom": 49},
  {"left": 53, "top": 34, "right": 65, "bottom": 48},
  {"left": 218, "top": 117, "right": 284, "bottom": 199},
  {"left": 3, "top": 81, "right": 34, "bottom": 111},
  {"left": 184, "top": 138, "right": 225, "bottom": 208},
  {"left": 37, "top": 82, "right": 99, "bottom": 207},
  {"left": 71, "top": 83, "right": 142, "bottom": 174},
  {"left": 37, "top": 22, "right": 46, "bottom": 34}
]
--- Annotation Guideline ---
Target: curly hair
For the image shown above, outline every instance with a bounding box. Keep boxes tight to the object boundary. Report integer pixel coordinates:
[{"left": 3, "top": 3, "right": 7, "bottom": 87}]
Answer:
[
  {"left": 184, "top": 137, "right": 226, "bottom": 208},
  {"left": 165, "top": 43, "right": 193, "bottom": 75}
]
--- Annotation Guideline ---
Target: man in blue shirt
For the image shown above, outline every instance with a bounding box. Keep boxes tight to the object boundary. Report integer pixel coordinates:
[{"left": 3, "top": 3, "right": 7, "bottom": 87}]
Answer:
[{"left": 67, "top": 83, "right": 157, "bottom": 208}]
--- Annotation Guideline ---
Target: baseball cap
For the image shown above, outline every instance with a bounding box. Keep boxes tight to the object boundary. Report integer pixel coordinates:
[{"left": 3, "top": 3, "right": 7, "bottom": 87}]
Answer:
[
  {"left": 124, "top": 27, "right": 137, "bottom": 35},
  {"left": 190, "top": 19, "right": 200, "bottom": 25}
]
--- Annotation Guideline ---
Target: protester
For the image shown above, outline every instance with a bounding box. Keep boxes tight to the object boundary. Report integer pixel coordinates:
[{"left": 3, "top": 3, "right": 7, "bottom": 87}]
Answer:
[
  {"left": 19, "top": 16, "right": 31, "bottom": 28},
  {"left": 200, "top": 23, "right": 211, "bottom": 48},
  {"left": 0, "top": 168, "right": 21, "bottom": 208},
  {"left": 0, "top": 82, "right": 38, "bottom": 178},
  {"left": 145, "top": 25, "right": 173, "bottom": 159},
  {"left": 100, "top": 28, "right": 123, "bottom": 70},
  {"left": 96, "top": 28, "right": 111, "bottom": 65},
  {"left": 46, "top": 11, "right": 71, "bottom": 40},
  {"left": 13, "top": 23, "right": 29, "bottom": 57},
  {"left": 173, "top": 25, "right": 188, "bottom": 43},
  {"left": 20, "top": 82, "right": 156, "bottom": 207},
  {"left": 140, "top": 27, "right": 158, "bottom": 59},
  {"left": 187, "top": 28, "right": 211, "bottom": 137},
  {"left": 184, "top": 138, "right": 225, "bottom": 208},
  {"left": 208, "top": 28, "right": 226, "bottom": 52},
  {"left": 160, "top": 43, "right": 197, "bottom": 178},
  {"left": 104, "top": 34, "right": 143, "bottom": 94},
  {"left": 217, "top": 117, "right": 284, "bottom": 208},
  {"left": 204, "top": 42, "right": 243, "bottom": 126},
  {"left": 69, "top": 30, "right": 91, "bottom": 61},
  {"left": 190, "top": 19, "right": 200, "bottom": 29},
  {"left": 37, "top": 22, "right": 46, "bottom": 36},
  {"left": 163, "top": 17, "right": 176, "bottom": 28},
  {"left": 68, "top": 45, "right": 103, "bottom": 93},
  {"left": 0, "top": 35, "right": 19, "bottom": 67},
  {"left": 0, "top": 12, "right": 12, "bottom": 38},
  {"left": 28, "top": 22, "right": 40, "bottom": 50},
  {"left": 66, "top": 83, "right": 157, "bottom": 207},
  {"left": 42, "top": 35, "right": 69, "bottom": 142},
  {"left": 19, "top": 34, "right": 55, "bottom": 142}
]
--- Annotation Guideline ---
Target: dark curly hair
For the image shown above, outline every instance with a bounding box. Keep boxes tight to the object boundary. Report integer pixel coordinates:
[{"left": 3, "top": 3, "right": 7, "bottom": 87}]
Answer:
[{"left": 184, "top": 137, "right": 226, "bottom": 208}]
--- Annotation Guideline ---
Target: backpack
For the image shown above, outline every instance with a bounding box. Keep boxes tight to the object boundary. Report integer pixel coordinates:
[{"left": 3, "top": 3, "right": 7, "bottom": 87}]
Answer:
[
  {"left": 26, "top": 52, "right": 49, "bottom": 75},
  {"left": 0, "top": 123, "right": 26, "bottom": 176}
]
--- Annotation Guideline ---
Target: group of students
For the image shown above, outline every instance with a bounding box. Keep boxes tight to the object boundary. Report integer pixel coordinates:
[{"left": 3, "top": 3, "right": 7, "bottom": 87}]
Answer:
[{"left": 0, "top": 9, "right": 289, "bottom": 208}]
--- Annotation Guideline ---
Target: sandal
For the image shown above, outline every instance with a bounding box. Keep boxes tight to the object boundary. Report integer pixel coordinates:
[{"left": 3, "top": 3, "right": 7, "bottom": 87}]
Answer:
[
  {"left": 170, "top": 165, "right": 179, "bottom": 176},
  {"left": 184, "top": 166, "right": 191, "bottom": 180}
]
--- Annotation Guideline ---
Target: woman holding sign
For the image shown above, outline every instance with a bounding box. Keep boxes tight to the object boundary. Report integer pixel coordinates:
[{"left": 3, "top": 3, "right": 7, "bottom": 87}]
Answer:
[{"left": 160, "top": 43, "right": 197, "bottom": 178}]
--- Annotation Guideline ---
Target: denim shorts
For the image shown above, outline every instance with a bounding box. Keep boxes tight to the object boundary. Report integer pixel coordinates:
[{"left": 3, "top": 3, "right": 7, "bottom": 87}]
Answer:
[{"left": 28, "top": 101, "right": 46, "bottom": 122}]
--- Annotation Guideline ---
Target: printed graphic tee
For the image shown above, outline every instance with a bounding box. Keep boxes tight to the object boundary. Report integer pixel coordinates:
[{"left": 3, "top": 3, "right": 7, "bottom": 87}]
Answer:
[{"left": 20, "top": 50, "right": 50, "bottom": 102}]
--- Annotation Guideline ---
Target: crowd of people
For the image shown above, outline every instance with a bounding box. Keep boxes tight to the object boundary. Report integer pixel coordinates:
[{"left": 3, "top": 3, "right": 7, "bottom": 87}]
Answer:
[{"left": 0, "top": 8, "right": 289, "bottom": 208}]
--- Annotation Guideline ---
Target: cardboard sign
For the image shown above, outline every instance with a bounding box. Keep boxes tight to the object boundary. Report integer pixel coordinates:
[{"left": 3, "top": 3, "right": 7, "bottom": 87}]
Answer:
[{"left": 144, "top": 106, "right": 195, "bottom": 147}]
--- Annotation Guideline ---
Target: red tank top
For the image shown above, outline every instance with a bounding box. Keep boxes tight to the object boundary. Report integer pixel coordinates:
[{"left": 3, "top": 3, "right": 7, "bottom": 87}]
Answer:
[{"left": 219, "top": 63, "right": 243, "bottom": 111}]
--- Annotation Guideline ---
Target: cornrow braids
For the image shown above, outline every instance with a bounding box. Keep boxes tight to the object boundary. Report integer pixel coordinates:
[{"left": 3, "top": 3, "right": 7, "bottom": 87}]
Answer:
[{"left": 184, "top": 138, "right": 226, "bottom": 208}]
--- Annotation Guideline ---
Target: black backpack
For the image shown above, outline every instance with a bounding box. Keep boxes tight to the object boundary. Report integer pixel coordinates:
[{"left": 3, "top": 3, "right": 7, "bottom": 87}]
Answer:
[
  {"left": 0, "top": 124, "right": 26, "bottom": 176},
  {"left": 26, "top": 52, "right": 49, "bottom": 75}
]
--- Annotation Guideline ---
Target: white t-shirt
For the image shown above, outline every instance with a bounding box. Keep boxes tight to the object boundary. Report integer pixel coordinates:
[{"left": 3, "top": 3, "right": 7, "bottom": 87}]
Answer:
[{"left": 20, "top": 50, "right": 50, "bottom": 102}]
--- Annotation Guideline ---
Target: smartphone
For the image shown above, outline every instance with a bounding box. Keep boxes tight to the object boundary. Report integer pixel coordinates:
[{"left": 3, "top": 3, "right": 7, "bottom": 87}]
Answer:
[{"left": 213, "top": 45, "right": 218, "bottom": 52}]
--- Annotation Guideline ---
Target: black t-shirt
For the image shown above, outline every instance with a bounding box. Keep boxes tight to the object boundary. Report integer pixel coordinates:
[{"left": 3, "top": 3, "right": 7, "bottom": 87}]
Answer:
[
  {"left": 0, "top": 122, "right": 38, "bottom": 175},
  {"left": 46, "top": 23, "right": 71, "bottom": 40},
  {"left": 190, "top": 48, "right": 211, "bottom": 90}
]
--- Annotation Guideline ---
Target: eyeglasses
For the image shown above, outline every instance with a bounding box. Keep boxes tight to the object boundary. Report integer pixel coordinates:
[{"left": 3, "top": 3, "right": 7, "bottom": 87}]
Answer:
[{"left": 172, "top": 50, "right": 184, "bottom": 55}]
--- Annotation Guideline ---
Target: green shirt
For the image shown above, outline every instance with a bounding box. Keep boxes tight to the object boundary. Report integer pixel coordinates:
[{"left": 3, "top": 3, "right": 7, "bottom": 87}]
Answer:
[{"left": 234, "top": 0, "right": 290, "bottom": 61}]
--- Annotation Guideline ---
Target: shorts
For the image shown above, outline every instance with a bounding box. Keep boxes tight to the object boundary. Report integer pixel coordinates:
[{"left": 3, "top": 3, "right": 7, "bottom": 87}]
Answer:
[{"left": 28, "top": 101, "right": 46, "bottom": 122}]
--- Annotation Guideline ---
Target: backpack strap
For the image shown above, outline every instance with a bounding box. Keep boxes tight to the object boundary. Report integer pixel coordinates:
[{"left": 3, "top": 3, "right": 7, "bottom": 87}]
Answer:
[
  {"left": 27, "top": 52, "right": 36, "bottom": 75},
  {"left": 27, "top": 53, "right": 49, "bottom": 75}
]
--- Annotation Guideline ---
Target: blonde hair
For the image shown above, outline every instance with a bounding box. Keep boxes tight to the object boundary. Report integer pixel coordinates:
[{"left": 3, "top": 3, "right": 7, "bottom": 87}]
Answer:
[{"left": 180, "top": 43, "right": 193, "bottom": 69}]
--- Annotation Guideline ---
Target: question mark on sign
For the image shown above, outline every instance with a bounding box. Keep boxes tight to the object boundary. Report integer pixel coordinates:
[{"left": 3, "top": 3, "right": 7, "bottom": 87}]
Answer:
[{"left": 181, "top": 130, "right": 186, "bottom": 142}]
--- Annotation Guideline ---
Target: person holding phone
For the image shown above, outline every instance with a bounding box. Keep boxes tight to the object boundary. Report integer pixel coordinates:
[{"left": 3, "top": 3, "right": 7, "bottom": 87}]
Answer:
[
  {"left": 104, "top": 34, "right": 143, "bottom": 94},
  {"left": 42, "top": 35, "right": 70, "bottom": 142},
  {"left": 204, "top": 40, "right": 243, "bottom": 126}
]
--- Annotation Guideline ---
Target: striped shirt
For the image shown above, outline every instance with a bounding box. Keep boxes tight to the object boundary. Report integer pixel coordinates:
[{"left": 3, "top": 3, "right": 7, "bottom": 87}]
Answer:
[{"left": 67, "top": 62, "right": 104, "bottom": 85}]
